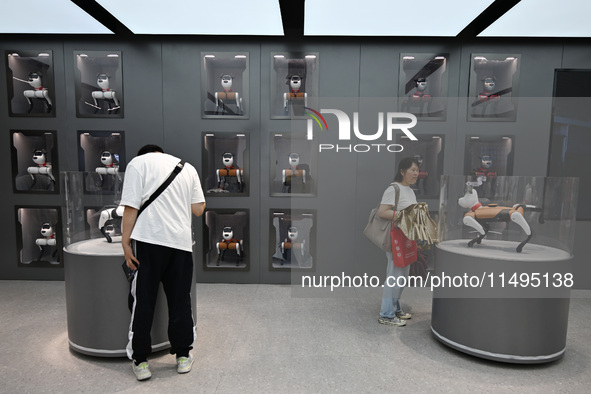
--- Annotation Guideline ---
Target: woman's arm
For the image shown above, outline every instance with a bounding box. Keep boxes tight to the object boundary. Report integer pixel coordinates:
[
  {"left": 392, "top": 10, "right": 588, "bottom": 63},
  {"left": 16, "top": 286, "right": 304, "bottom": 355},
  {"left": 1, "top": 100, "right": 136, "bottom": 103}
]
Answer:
[{"left": 377, "top": 204, "right": 395, "bottom": 220}]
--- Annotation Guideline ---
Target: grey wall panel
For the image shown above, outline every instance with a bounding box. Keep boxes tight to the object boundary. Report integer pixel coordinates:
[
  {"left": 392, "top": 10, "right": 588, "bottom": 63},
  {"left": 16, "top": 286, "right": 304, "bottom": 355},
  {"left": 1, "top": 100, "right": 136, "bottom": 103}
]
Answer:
[{"left": 0, "top": 37, "right": 589, "bottom": 288}]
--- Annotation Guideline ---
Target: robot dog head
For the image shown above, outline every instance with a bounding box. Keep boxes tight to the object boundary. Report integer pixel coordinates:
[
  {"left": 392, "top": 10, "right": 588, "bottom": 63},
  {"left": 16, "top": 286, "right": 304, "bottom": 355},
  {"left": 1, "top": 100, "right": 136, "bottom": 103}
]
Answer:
[
  {"left": 222, "top": 226, "right": 234, "bottom": 241},
  {"left": 287, "top": 226, "right": 299, "bottom": 241},
  {"left": 41, "top": 223, "right": 54, "bottom": 238},
  {"left": 28, "top": 72, "right": 43, "bottom": 89},
  {"left": 97, "top": 73, "right": 110, "bottom": 90},
  {"left": 101, "top": 151, "right": 115, "bottom": 166},
  {"left": 288, "top": 152, "right": 300, "bottom": 168},
  {"left": 220, "top": 74, "right": 233, "bottom": 91},
  {"left": 412, "top": 154, "right": 424, "bottom": 167},
  {"left": 222, "top": 152, "right": 234, "bottom": 167},
  {"left": 480, "top": 154, "right": 493, "bottom": 169},
  {"left": 415, "top": 77, "right": 427, "bottom": 92},
  {"left": 483, "top": 77, "right": 496, "bottom": 92},
  {"left": 32, "top": 149, "right": 47, "bottom": 165},
  {"left": 289, "top": 75, "right": 302, "bottom": 90}
]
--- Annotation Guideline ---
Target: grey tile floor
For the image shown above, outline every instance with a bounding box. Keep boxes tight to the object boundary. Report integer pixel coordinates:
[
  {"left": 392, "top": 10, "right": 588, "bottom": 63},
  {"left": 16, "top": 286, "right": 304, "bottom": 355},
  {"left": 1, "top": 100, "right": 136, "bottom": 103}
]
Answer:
[{"left": 1, "top": 281, "right": 590, "bottom": 393}]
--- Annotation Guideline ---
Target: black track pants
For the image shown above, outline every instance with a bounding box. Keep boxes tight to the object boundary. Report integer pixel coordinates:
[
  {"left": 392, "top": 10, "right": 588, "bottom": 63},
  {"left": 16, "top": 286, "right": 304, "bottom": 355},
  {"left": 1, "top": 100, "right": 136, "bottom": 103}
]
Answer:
[{"left": 127, "top": 241, "right": 195, "bottom": 362}]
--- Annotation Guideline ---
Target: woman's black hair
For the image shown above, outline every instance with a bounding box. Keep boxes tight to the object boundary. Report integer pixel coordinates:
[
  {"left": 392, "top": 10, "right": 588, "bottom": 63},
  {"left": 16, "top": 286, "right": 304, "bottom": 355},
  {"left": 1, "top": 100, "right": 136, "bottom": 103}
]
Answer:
[
  {"left": 137, "top": 144, "right": 164, "bottom": 156},
  {"left": 393, "top": 156, "right": 420, "bottom": 182}
]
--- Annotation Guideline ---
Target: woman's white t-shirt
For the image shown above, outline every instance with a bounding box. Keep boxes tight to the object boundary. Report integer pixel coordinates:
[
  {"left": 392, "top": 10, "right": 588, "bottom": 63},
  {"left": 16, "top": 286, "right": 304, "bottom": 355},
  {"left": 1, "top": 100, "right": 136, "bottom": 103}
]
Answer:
[{"left": 380, "top": 182, "right": 417, "bottom": 211}]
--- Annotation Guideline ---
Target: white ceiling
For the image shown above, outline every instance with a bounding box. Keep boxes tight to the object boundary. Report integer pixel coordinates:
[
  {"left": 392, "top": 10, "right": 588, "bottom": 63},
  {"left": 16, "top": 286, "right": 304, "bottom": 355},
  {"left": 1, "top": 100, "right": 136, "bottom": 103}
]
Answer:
[
  {"left": 95, "top": 0, "right": 284, "bottom": 35},
  {"left": 0, "top": 0, "right": 113, "bottom": 34},
  {"left": 304, "top": 0, "right": 496, "bottom": 36},
  {"left": 0, "top": 1, "right": 590, "bottom": 37},
  {"left": 479, "top": 0, "right": 591, "bottom": 37}
]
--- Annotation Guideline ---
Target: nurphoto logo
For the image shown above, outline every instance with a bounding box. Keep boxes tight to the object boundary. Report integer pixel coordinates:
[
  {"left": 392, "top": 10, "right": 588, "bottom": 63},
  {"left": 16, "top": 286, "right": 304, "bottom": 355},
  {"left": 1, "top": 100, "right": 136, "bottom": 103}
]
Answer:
[{"left": 305, "top": 107, "right": 418, "bottom": 153}]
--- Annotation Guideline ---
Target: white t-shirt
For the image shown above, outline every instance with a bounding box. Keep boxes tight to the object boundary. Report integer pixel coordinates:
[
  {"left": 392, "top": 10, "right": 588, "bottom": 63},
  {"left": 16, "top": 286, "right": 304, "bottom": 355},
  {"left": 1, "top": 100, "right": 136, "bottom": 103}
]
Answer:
[
  {"left": 380, "top": 182, "right": 417, "bottom": 211},
  {"left": 120, "top": 152, "right": 205, "bottom": 252}
]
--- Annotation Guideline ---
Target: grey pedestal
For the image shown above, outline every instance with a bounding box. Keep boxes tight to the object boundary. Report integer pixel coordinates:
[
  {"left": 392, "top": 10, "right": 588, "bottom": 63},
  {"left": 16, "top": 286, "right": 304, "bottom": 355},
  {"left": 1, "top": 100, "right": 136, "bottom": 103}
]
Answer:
[
  {"left": 64, "top": 237, "right": 197, "bottom": 357},
  {"left": 431, "top": 240, "right": 572, "bottom": 364}
]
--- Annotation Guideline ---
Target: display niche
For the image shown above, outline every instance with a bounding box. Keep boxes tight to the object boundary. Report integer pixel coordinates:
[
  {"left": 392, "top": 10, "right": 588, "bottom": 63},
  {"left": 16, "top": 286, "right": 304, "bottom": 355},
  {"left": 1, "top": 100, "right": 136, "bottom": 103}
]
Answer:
[
  {"left": 78, "top": 131, "right": 125, "bottom": 194},
  {"left": 271, "top": 133, "right": 317, "bottom": 196},
  {"left": 464, "top": 135, "right": 514, "bottom": 201},
  {"left": 468, "top": 54, "right": 520, "bottom": 121},
  {"left": 15, "top": 207, "right": 62, "bottom": 267},
  {"left": 203, "top": 209, "right": 249, "bottom": 270},
  {"left": 397, "top": 134, "right": 444, "bottom": 199},
  {"left": 270, "top": 210, "right": 316, "bottom": 270},
  {"left": 5, "top": 50, "right": 55, "bottom": 116},
  {"left": 202, "top": 132, "right": 248, "bottom": 196},
  {"left": 271, "top": 52, "right": 319, "bottom": 119},
  {"left": 11, "top": 130, "right": 59, "bottom": 193},
  {"left": 202, "top": 52, "right": 248, "bottom": 118},
  {"left": 74, "top": 51, "right": 123, "bottom": 117},
  {"left": 399, "top": 54, "right": 448, "bottom": 120}
]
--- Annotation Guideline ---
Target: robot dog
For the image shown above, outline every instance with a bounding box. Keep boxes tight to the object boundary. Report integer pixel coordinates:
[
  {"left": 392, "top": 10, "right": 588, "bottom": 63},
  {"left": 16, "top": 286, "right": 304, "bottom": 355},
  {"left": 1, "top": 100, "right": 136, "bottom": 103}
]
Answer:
[
  {"left": 13, "top": 72, "right": 53, "bottom": 113},
  {"left": 458, "top": 187, "right": 533, "bottom": 253}
]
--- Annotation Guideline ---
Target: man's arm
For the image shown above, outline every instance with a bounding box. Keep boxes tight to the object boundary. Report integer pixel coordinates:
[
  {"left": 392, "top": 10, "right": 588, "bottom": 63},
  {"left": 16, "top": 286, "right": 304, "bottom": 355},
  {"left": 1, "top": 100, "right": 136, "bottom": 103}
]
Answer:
[
  {"left": 191, "top": 202, "right": 206, "bottom": 217},
  {"left": 122, "top": 205, "right": 140, "bottom": 269}
]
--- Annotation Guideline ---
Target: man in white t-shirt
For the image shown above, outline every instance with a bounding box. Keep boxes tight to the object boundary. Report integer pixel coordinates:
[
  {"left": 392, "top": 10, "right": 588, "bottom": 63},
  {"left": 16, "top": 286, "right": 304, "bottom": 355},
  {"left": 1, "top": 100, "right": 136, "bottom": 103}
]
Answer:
[{"left": 120, "top": 144, "right": 206, "bottom": 381}]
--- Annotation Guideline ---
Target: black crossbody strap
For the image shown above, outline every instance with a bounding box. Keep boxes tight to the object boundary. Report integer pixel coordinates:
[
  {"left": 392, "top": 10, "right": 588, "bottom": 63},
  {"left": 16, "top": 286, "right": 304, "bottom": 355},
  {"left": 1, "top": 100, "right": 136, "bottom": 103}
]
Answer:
[{"left": 137, "top": 160, "right": 185, "bottom": 217}]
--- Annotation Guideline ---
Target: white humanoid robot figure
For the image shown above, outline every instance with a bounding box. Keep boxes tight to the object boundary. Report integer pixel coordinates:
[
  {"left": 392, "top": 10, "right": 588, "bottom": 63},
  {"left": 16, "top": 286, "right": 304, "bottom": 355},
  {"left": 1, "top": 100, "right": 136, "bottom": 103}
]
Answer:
[
  {"left": 215, "top": 74, "right": 242, "bottom": 115},
  {"left": 96, "top": 151, "right": 120, "bottom": 183},
  {"left": 280, "top": 226, "right": 306, "bottom": 265},
  {"left": 282, "top": 152, "right": 307, "bottom": 193},
  {"left": 283, "top": 75, "right": 307, "bottom": 115},
  {"left": 85, "top": 73, "right": 120, "bottom": 113},
  {"left": 458, "top": 187, "right": 533, "bottom": 253},
  {"left": 98, "top": 205, "right": 124, "bottom": 243},
  {"left": 27, "top": 149, "right": 55, "bottom": 184},
  {"left": 216, "top": 226, "right": 243, "bottom": 266},
  {"left": 13, "top": 72, "right": 52, "bottom": 113},
  {"left": 36, "top": 223, "right": 58, "bottom": 262},
  {"left": 216, "top": 152, "right": 244, "bottom": 192}
]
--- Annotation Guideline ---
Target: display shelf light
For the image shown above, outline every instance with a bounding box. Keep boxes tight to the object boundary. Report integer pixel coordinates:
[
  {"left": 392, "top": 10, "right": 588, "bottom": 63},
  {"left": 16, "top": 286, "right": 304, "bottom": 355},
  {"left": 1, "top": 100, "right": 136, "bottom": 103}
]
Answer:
[
  {"left": 10, "top": 53, "right": 20, "bottom": 57},
  {"left": 107, "top": 54, "right": 119, "bottom": 58},
  {"left": 204, "top": 55, "right": 215, "bottom": 58},
  {"left": 305, "top": 55, "right": 317, "bottom": 59},
  {"left": 78, "top": 54, "right": 88, "bottom": 58},
  {"left": 403, "top": 56, "right": 415, "bottom": 60},
  {"left": 38, "top": 53, "right": 50, "bottom": 57},
  {"left": 273, "top": 55, "right": 285, "bottom": 59},
  {"left": 234, "top": 55, "right": 247, "bottom": 59}
]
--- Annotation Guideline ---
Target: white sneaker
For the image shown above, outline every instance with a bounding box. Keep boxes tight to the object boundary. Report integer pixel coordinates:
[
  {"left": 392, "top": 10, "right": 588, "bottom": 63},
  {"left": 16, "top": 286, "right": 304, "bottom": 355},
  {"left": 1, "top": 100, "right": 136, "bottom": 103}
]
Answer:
[
  {"left": 132, "top": 361, "right": 152, "bottom": 381},
  {"left": 378, "top": 316, "right": 406, "bottom": 326},
  {"left": 396, "top": 311, "right": 412, "bottom": 320},
  {"left": 177, "top": 354, "right": 194, "bottom": 374}
]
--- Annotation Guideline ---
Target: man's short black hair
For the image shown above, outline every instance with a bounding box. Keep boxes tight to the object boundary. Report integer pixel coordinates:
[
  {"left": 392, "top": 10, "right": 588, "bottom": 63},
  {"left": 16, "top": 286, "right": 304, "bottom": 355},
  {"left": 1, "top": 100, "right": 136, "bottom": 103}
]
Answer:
[{"left": 137, "top": 144, "right": 164, "bottom": 156}]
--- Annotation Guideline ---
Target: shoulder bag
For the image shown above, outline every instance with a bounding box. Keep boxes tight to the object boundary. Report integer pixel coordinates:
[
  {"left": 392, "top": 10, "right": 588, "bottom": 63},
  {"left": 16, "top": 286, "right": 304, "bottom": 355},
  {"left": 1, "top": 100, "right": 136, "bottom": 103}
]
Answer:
[{"left": 363, "top": 183, "right": 399, "bottom": 252}]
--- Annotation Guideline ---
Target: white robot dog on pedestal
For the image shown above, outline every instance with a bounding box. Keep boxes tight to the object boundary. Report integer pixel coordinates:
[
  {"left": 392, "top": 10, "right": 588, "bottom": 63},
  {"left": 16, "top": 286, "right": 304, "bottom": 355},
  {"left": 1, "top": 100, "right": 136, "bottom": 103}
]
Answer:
[{"left": 458, "top": 187, "right": 533, "bottom": 253}]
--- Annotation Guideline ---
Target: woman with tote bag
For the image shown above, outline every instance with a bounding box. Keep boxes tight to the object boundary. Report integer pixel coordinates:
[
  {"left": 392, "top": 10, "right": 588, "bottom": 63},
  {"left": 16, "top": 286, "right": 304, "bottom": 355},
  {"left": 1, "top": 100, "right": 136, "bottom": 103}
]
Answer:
[{"left": 376, "top": 157, "right": 420, "bottom": 327}]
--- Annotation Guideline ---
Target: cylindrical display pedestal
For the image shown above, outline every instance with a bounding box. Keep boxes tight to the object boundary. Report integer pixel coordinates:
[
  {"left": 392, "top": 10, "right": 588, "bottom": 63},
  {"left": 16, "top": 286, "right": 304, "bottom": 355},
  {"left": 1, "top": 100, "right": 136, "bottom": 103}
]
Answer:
[
  {"left": 431, "top": 240, "right": 572, "bottom": 364},
  {"left": 64, "top": 237, "right": 197, "bottom": 357}
]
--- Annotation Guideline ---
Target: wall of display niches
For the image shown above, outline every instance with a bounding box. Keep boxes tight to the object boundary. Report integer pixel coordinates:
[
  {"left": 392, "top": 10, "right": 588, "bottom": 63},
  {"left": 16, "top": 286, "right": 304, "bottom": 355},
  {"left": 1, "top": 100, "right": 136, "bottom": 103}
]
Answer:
[
  {"left": 201, "top": 51, "right": 319, "bottom": 273},
  {"left": 4, "top": 46, "right": 522, "bottom": 277},
  {"left": 6, "top": 49, "right": 125, "bottom": 270}
]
